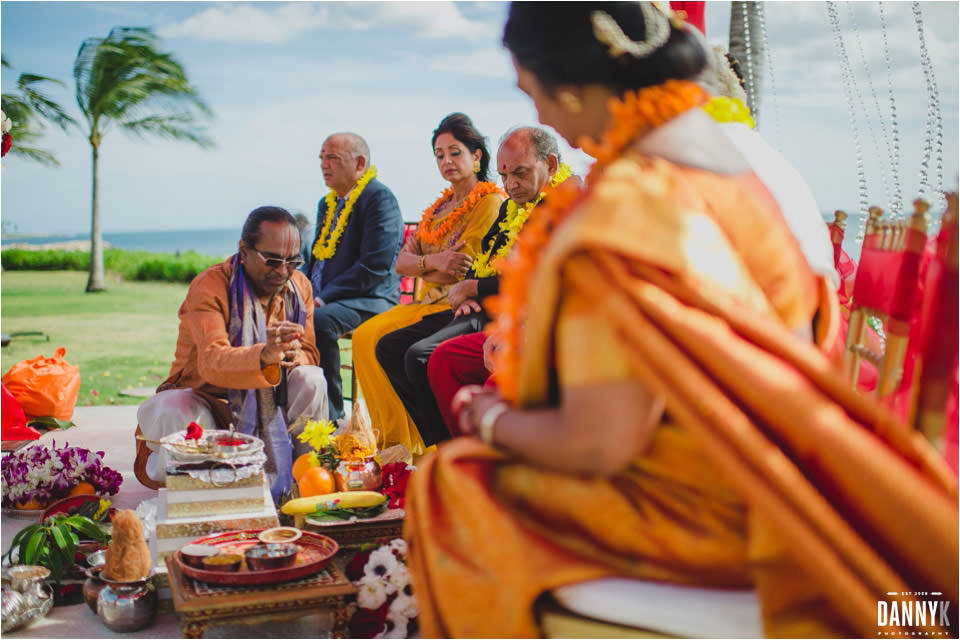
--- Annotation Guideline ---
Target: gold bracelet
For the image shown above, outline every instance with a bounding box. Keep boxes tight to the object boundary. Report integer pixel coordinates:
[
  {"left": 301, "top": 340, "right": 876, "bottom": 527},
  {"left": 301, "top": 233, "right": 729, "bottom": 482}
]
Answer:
[
  {"left": 478, "top": 402, "right": 508, "bottom": 446},
  {"left": 417, "top": 254, "right": 426, "bottom": 275}
]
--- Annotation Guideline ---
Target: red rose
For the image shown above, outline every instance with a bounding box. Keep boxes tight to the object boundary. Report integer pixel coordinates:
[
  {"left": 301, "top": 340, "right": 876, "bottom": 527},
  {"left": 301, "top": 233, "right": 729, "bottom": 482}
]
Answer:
[
  {"left": 380, "top": 462, "right": 412, "bottom": 509},
  {"left": 1, "top": 133, "right": 10, "bottom": 157},
  {"left": 345, "top": 549, "right": 372, "bottom": 582},
  {"left": 185, "top": 421, "right": 203, "bottom": 440},
  {"left": 348, "top": 601, "right": 389, "bottom": 638}
]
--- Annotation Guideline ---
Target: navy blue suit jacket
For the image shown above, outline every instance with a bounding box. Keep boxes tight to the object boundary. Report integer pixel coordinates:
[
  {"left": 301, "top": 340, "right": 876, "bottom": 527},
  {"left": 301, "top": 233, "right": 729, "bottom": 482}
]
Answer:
[{"left": 305, "top": 178, "right": 403, "bottom": 313}]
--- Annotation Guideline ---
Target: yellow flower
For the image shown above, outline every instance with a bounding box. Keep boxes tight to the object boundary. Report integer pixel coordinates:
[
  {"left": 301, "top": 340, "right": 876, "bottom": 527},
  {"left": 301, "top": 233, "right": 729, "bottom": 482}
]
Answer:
[
  {"left": 702, "top": 96, "right": 754, "bottom": 128},
  {"left": 94, "top": 499, "right": 110, "bottom": 520},
  {"left": 313, "top": 167, "right": 378, "bottom": 261},
  {"left": 297, "top": 419, "right": 336, "bottom": 451}
]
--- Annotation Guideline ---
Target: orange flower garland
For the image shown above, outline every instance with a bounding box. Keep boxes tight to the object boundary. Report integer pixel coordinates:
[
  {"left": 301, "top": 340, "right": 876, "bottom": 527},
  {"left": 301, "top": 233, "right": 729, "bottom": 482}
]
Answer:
[
  {"left": 416, "top": 181, "right": 504, "bottom": 246},
  {"left": 487, "top": 79, "right": 707, "bottom": 402}
]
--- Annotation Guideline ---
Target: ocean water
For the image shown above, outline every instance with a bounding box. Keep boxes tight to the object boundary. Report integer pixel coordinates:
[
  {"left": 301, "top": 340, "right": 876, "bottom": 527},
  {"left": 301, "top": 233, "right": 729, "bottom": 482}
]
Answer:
[{"left": 1, "top": 228, "right": 239, "bottom": 258}]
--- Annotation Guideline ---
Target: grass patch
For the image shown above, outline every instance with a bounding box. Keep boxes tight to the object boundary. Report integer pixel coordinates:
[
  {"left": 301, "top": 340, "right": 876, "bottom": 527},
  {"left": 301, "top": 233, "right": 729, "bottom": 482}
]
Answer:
[{"left": 1, "top": 271, "right": 187, "bottom": 407}]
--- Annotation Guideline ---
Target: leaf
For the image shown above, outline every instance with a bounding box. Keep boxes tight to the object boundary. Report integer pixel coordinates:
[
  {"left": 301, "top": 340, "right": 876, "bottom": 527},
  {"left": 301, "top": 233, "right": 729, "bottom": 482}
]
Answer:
[
  {"left": 46, "top": 546, "right": 63, "bottom": 583},
  {"left": 21, "top": 529, "right": 48, "bottom": 565},
  {"left": 51, "top": 522, "right": 76, "bottom": 563},
  {"left": 65, "top": 515, "right": 110, "bottom": 543},
  {"left": 26, "top": 416, "right": 76, "bottom": 431}
]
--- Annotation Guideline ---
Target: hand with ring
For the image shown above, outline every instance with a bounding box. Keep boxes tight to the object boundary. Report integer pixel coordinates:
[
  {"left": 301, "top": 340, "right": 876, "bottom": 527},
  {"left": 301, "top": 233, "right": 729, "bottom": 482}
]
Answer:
[{"left": 261, "top": 321, "right": 304, "bottom": 368}]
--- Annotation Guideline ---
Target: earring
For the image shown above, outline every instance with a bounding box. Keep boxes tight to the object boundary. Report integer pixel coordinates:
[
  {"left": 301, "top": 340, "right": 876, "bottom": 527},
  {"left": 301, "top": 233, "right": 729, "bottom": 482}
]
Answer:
[
  {"left": 473, "top": 159, "right": 481, "bottom": 173},
  {"left": 559, "top": 91, "right": 582, "bottom": 114}
]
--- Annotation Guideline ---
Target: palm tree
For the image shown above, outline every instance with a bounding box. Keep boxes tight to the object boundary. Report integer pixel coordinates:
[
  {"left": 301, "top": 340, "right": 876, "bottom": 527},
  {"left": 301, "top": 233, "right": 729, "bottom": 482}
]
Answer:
[
  {"left": 73, "top": 27, "right": 213, "bottom": 292},
  {"left": 1, "top": 56, "right": 77, "bottom": 165}
]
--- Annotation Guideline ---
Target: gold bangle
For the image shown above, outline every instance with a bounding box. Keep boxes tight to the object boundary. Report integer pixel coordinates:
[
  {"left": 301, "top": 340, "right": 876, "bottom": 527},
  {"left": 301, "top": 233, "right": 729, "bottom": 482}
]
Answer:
[
  {"left": 417, "top": 254, "right": 426, "bottom": 275},
  {"left": 478, "top": 402, "right": 508, "bottom": 446}
]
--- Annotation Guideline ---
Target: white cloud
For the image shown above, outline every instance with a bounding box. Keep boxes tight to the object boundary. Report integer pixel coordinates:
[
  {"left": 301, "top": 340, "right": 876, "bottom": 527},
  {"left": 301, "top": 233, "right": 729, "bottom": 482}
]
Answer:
[
  {"left": 158, "top": 2, "right": 496, "bottom": 45},
  {"left": 426, "top": 46, "right": 513, "bottom": 79}
]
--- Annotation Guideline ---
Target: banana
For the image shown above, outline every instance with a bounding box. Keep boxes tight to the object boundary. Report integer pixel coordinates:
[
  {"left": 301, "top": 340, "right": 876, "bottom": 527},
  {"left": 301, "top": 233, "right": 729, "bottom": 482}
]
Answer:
[{"left": 280, "top": 491, "right": 386, "bottom": 515}]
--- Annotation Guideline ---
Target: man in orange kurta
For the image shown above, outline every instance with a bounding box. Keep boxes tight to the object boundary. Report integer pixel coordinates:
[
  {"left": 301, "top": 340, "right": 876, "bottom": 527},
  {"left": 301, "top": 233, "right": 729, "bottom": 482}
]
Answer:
[{"left": 135, "top": 207, "right": 328, "bottom": 498}]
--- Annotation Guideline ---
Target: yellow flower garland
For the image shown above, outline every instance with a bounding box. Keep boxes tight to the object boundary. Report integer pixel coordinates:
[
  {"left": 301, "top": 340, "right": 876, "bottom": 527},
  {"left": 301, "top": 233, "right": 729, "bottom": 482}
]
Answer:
[
  {"left": 702, "top": 96, "right": 754, "bottom": 129},
  {"left": 312, "top": 166, "right": 377, "bottom": 261},
  {"left": 471, "top": 163, "right": 574, "bottom": 278}
]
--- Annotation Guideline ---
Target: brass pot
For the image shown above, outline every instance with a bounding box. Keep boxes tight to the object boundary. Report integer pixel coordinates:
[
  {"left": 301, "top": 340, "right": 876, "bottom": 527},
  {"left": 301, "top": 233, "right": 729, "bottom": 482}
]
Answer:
[{"left": 334, "top": 457, "right": 382, "bottom": 491}]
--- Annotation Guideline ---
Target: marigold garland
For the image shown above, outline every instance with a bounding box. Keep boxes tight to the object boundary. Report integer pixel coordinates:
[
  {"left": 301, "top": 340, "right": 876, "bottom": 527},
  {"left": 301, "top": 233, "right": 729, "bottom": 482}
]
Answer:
[
  {"left": 416, "top": 181, "right": 504, "bottom": 246},
  {"left": 488, "top": 80, "right": 706, "bottom": 401},
  {"left": 312, "top": 166, "right": 377, "bottom": 261},
  {"left": 472, "top": 163, "right": 574, "bottom": 278},
  {"left": 702, "top": 95, "right": 755, "bottom": 129}
]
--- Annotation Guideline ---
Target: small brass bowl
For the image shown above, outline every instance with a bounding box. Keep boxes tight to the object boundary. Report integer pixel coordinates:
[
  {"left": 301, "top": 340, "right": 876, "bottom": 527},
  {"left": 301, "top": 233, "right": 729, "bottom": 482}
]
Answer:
[
  {"left": 201, "top": 553, "right": 242, "bottom": 572},
  {"left": 244, "top": 544, "right": 298, "bottom": 571},
  {"left": 180, "top": 544, "right": 220, "bottom": 569},
  {"left": 257, "top": 526, "right": 302, "bottom": 545}
]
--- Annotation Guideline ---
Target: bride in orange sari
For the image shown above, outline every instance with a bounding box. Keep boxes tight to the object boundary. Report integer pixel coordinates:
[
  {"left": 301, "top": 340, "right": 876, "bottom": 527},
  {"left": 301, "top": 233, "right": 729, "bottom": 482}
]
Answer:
[{"left": 403, "top": 3, "right": 957, "bottom": 638}]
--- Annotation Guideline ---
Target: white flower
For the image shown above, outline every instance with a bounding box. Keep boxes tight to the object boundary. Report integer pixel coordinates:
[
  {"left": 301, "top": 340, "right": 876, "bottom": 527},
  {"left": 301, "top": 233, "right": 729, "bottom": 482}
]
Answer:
[
  {"left": 388, "top": 538, "right": 407, "bottom": 557},
  {"left": 356, "top": 575, "right": 389, "bottom": 610},
  {"left": 385, "top": 562, "right": 410, "bottom": 594},
  {"left": 364, "top": 545, "right": 399, "bottom": 582},
  {"left": 376, "top": 610, "right": 409, "bottom": 639},
  {"left": 1, "top": 110, "right": 11, "bottom": 135},
  {"left": 390, "top": 591, "right": 419, "bottom": 620}
]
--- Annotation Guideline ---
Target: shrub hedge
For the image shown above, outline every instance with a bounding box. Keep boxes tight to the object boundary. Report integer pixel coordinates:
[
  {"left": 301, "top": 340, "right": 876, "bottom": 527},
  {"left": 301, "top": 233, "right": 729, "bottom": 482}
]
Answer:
[{"left": 1, "top": 248, "right": 221, "bottom": 283}]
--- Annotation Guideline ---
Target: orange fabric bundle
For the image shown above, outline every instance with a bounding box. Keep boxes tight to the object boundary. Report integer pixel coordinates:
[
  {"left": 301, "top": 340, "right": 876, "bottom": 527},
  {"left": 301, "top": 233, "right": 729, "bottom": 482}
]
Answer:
[{"left": 1, "top": 347, "right": 80, "bottom": 421}]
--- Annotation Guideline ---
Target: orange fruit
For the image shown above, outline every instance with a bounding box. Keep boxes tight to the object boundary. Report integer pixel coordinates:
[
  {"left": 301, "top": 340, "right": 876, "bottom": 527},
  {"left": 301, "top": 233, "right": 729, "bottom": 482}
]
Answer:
[
  {"left": 291, "top": 452, "right": 318, "bottom": 483},
  {"left": 297, "top": 466, "right": 335, "bottom": 497},
  {"left": 69, "top": 482, "right": 96, "bottom": 497},
  {"left": 14, "top": 498, "right": 44, "bottom": 510}
]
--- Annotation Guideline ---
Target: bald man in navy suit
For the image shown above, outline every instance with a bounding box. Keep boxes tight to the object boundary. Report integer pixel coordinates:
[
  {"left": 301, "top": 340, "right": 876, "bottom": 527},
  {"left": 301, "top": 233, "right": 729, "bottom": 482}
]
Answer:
[{"left": 304, "top": 132, "right": 404, "bottom": 421}]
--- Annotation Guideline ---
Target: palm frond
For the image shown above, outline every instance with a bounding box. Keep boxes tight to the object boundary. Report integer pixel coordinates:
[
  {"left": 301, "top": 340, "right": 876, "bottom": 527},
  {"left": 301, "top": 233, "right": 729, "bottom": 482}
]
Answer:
[
  {"left": 16, "top": 74, "right": 77, "bottom": 131},
  {"left": 121, "top": 113, "right": 214, "bottom": 147},
  {"left": 74, "top": 26, "right": 212, "bottom": 142},
  {"left": 5, "top": 145, "right": 61, "bottom": 166}
]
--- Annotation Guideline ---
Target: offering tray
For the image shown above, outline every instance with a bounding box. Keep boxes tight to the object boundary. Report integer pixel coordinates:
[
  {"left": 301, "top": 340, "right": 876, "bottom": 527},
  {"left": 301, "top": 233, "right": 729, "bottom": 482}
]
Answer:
[
  {"left": 161, "top": 430, "right": 264, "bottom": 463},
  {"left": 174, "top": 529, "right": 337, "bottom": 586}
]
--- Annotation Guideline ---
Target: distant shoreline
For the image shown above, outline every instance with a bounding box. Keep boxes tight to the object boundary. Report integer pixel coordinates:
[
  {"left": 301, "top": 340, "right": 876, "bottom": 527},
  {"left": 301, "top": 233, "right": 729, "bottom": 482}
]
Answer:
[
  {"left": 2, "top": 240, "right": 110, "bottom": 252},
  {"left": 1, "top": 228, "right": 239, "bottom": 258}
]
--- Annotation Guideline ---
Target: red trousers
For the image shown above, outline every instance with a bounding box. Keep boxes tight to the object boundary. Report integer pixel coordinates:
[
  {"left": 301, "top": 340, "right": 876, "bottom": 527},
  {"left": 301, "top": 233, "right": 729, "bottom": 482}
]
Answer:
[{"left": 427, "top": 331, "right": 489, "bottom": 437}]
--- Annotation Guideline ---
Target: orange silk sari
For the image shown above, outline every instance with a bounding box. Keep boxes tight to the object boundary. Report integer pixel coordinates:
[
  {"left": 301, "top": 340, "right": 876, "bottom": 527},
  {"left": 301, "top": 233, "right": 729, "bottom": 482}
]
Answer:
[{"left": 405, "top": 157, "right": 957, "bottom": 638}]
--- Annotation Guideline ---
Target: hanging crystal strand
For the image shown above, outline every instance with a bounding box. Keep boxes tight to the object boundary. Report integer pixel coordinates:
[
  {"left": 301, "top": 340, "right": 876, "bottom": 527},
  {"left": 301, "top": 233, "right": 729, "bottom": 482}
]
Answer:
[
  {"left": 827, "top": 1, "right": 869, "bottom": 242},
  {"left": 846, "top": 2, "right": 896, "bottom": 220},
  {"left": 878, "top": 2, "right": 904, "bottom": 219},
  {"left": 740, "top": 2, "right": 758, "bottom": 123},
  {"left": 757, "top": 3, "right": 783, "bottom": 151},
  {"left": 912, "top": 2, "right": 945, "bottom": 227}
]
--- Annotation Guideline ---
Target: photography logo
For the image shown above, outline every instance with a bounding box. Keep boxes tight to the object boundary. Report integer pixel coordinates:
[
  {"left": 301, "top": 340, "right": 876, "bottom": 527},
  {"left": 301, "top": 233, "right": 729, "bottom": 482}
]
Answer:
[{"left": 876, "top": 591, "right": 954, "bottom": 637}]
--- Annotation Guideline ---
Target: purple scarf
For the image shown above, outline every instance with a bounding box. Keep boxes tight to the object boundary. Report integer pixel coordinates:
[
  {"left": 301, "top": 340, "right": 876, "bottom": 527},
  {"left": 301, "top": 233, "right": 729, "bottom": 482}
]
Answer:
[{"left": 227, "top": 254, "right": 305, "bottom": 501}]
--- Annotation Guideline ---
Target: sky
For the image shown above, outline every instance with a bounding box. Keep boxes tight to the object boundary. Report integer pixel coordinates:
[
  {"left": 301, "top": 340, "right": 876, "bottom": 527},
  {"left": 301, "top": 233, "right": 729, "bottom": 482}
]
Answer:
[{"left": 0, "top": 1, "right": 957, "bottom": 237}]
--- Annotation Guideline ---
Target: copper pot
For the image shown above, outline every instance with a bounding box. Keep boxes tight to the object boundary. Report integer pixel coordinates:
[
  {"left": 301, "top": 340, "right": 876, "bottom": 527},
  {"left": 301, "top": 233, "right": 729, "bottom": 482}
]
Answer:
[{"left": 334, "top": 457, "right": 382, "bottom": 491}]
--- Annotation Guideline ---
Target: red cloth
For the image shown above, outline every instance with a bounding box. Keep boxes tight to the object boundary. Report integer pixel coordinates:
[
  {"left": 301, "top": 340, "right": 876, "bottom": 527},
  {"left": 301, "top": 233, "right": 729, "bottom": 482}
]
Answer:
[
  {"left": 944, "top": 372, "right": 958, "bottom": 476},
  {"left": 1, "top": 383, "right": 40, "bottom": 441},
  {"left": 427, "top": 331, "right": 489, "bottom": 437},
  {"left": 670, "top": 1, "right": 705, "bottom": 34}
]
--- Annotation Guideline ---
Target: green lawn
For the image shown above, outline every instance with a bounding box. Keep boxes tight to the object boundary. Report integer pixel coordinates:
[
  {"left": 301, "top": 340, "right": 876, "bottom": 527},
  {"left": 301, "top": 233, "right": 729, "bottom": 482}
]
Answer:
[
  {"left": 0, "top": 270, "right": 354, "bottom": 410},
  {"left": 1, "top": 271, "right": 187, "bottom": 407}
]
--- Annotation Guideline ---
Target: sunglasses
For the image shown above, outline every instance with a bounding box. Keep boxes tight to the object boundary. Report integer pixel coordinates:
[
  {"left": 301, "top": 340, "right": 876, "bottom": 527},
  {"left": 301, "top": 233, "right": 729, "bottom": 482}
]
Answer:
[{"left": 252, "top": 248, "right": 304, "bottom": 270}]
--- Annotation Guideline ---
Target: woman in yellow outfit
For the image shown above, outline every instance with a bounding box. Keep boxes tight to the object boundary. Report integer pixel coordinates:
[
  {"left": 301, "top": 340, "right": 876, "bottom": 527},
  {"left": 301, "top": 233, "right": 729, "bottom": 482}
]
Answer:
[
  {"left": 404, "top": 4, "right": 957, "bottom": 638},
  {"left": 352, "top": 113, "right": 503, "bottom": 455}
]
